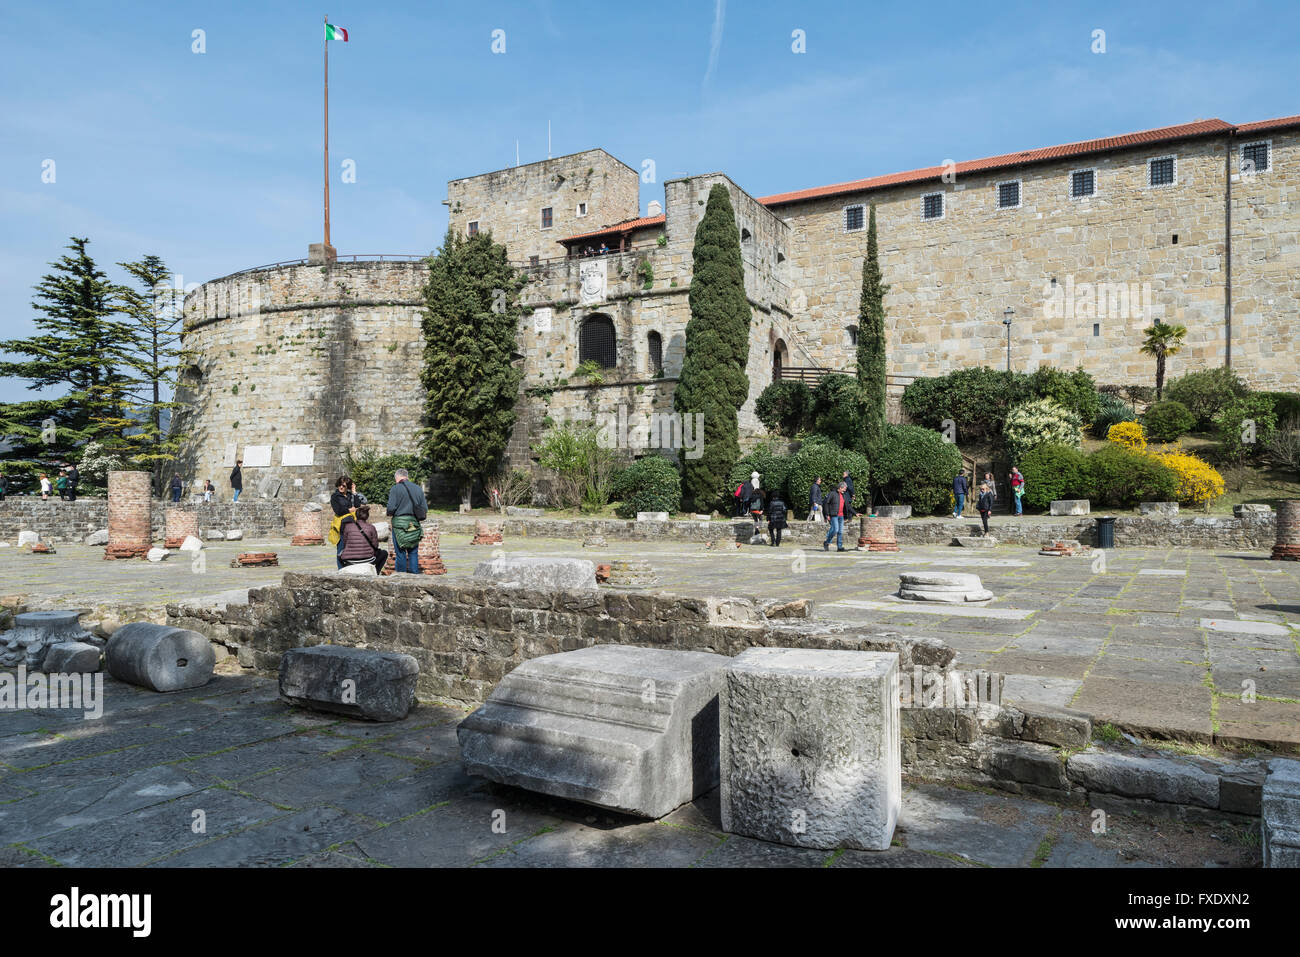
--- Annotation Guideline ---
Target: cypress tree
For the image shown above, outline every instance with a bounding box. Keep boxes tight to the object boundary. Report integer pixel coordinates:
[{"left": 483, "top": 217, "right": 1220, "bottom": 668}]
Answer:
[
  {"left": 856, "top": 205, "right": 889, "bottom": 459},
  {"left": 0, "top": 237, "right": 136, "bottom": 464},
  {"left": 674, "top": 183, "right": 751, "bottom": 512},
  {"left": 420, "top": 228, "right": 524, "bottom": 506}
]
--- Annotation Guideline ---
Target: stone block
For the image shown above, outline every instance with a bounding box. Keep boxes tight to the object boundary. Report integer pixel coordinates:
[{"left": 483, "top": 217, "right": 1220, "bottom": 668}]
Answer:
[
  {"left": 40, "top": 641, "right": 102, "bottom": 674},
  {"left": 146, "top": 547, "right": 169, "bottom": 562},
  {"left": 981, "top": 739, "right": 1069, "bottom": 789},
  {"left": 1138, "top": 502, "right": 1179, "bottom": 517},
  {"left": 1050, "top": 500, "right": 1091, "bottom": 516},
  {"left": 720, "top": 647, "right": 901, "bottom": 851},
  {"left": 1263, "top": 822, "right": 1300, "bottom": 868},
  {"left": 84, "top": 529, "right": 109, "bottom": 546},
  {"left": 226, "top": 529, "right": 243, "bottom": 540},
  {"left": 257, "top": 477, "right": 282, "bottom": 499},
  {"left": 458, "top": 645, "right": 729, "bottom": 818},
  {"left": 179, "top": 535, "right": 203, "bottom": 552},
  {"left": 873, "top": 505, "right": 912, "bottom": 519},
  {"left": 373, "top": 522, "right": 389, "bottom": 542},
  {"left": 1218, "top": 764, "right": 1266, "bottom": 816},
  {"left": 1262, "top": 759, "right": 1300, "bottom": 830},
  {"left": 17, "top": 531, "right": 39, "bottom": 547},
  {"left": 338, "top": 563, "right": 378, "bottom": 576},
  {"left": 106, "top": 622, "right": 216, "bottom": 692},
  {"left": 1020, "top": 706, "right": 1091, "bottom": 748},
  {"left": 1235, "top": 503, "right": 1272, "bottom": 518},
  {"left": 473, "top": 556, "right": 596, "bottom": 591},
  {"left": 506, "top": 506, "right": 543, "bottom": 517},
  {"left": 636, "top": 512, "right": 669, "bottom": 522},
  {"left": 1065, "top": 750, "right": 1219, "bottom": 808},
  {"left": 206, "top": 529, "right": 225, "bottom": 540},
  {"left": 898, "top": 572, "right": 993, "bottom": 603},
  {"left": 954, "top": 536, "right": 997, "bottom": 547},
  {"left": 279, "top": 645, "right": 419, "bottom": 722}
]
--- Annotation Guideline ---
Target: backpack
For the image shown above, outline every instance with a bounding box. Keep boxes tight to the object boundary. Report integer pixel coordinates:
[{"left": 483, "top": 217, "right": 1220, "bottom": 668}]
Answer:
[{"left": 735, "top": 484, "right": 743, "bottom": 498}]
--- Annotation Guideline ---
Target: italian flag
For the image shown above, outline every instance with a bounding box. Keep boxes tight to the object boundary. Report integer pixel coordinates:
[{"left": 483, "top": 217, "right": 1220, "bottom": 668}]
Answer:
[{"left": 325, "top": 23, "right": 348, "bottom": 41}]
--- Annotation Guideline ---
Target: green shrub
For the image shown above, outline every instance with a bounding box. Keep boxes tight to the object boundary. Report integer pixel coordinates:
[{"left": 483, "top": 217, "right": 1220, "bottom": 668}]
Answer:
[
  {"left": 1086, "top": 445, "right": 1178, "bottom": 507},
  {"left": 785, "top": 435, "right": 870, "bottom": 513},
  {"left": 1092, "top": 393, "right": 1136, "bottom": 437},
  {"left": 1018, "top": 444, "right": 1090, "bottom": 511},
  {"left": 754, "top": 381, "right": 813, "bottom": 438},
  {"left": 1027, "top": 367, "right": 1101, "bottom": 425},
  {"left": 1003, "top": 398, "right": 1083, "bottom": 460},
  {"left": 1164, "top": 367, "right": 1249, "bottom": 430},
  {"left": 870, "top": 424, "right": 962, "bottom": 515},
  {"left": 1260, "top": 391, "right": 1300, "bottom": 422},
  {"left": 1143, "top": 400, "right": 1196, "bottom": 442},
  {"left": 537, "top": 424, "right": 620, "bottom": 510},
  {"left": 900, "top": 367, "right": 1031, "bottom": 444},
  {"left": 613, "top": 455, "right": 681, "bottom": 518},
  {"left": 808, "top": 374, "right": 863, "bottom": 450},
  {"left": 342, "top": 447, "right": 432, "bottom": 507},
  {"left": 729, "top": 442, "right": 794, "bottom": 504},
  {"left": 1214, "top": 394, "right": 1278, "bottom": 466}
]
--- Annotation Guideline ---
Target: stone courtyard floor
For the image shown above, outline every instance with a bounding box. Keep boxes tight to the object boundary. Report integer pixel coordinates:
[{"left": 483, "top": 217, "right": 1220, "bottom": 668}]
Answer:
[
  {"left": 0, "top": 674, "right": 1262, "bottom": 867},
  {"left": 3, "top": 535, "right": 1297, "bottom": 750}
]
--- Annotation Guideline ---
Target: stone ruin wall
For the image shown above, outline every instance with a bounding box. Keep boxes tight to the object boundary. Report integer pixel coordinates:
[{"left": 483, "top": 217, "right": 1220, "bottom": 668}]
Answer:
[{"left": 175, "top": 261, "right": 428, "bottom": 501}]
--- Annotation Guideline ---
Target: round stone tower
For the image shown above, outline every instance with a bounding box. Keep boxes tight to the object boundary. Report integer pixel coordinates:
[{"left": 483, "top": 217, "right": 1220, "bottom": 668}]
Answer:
[{"left": 173, "top": 257, "right": 429, "bottom": 500}]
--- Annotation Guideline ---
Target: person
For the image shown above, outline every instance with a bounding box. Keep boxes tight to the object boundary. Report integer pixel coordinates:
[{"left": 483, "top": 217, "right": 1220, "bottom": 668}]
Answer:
[
  {"left": 169, "top": 473, "right": 183, "bottom": 503},
  {"left": 0, "top": 473, "right": 8, "bottom": 501},
  {"left": 747, "top": 478, "right": 765, "bottom": 536},
  {"left": 841, "top": 470, "right": 855, "bottom": 502},
  {"left": 337, "top": 504, "right": 388, "bottom": 572},
  {"left": 735, "top": 473, "right": 755, "bottom": 517},
  {"left": 768, "top": 493, "right": 788, "bottom": 547},
  {"left": 56, "top": 470, "right": 69, "bottom": 501},
  {"left": 808, "top": 477, "right": 824, "bottom": 522},
  {"left": 66, "top": 464, "right": 79, "bottom": 502},
  {"left": 330, "top": 475, "right": 356, "bottom": 517},
  {"left": 984, "top": 472, "right": 997, "bottom": 505},
  {"left": 385, "top": 468, "right": 428, "bottom": 574},
  {"left": 230, "top": 459, "right": 243, "bottom": 503},
  {"left": 1009, "top": 467, "right": 1025, "bottom": 516},
  {"left": 39, "top": 473, "right": 51, "bottom": 501},
  {"left": 977, "top": 482, "right": 995, "bottom": 535},
  {"left": 953, "top": 470, "right": 968, "bottom": 518},
  {"left": 203, "top": 479, "right": 214, "bottom": 503},
  {"left": 822, "top": 480, "right": 854, "bottom": 552}
]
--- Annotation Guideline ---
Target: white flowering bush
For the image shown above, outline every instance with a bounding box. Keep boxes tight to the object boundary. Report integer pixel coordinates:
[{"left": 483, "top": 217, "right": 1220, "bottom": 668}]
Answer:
[
  {"left": 1004, "top": 398, "right": 1083, "bottom": 461},
  {"left": 77, "top": 441, "right": 129, "bottom": 483}
]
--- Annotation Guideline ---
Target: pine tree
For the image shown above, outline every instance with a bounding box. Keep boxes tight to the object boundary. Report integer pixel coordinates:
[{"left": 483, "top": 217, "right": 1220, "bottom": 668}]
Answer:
[
  {"left": 420, "top": 229, "right": 524, "bottom": 505},
  {"left": 674, "top": 183, "right": 751, "bottom": 511},
  {"left": 118, "top": 255, "right": 188, "bottom": 477},
  {"left": 856, "top": 205, "right": 889, "bottom": 459},
  {"left": 0, "top": 237, "right": 136, "bottom": 464}
]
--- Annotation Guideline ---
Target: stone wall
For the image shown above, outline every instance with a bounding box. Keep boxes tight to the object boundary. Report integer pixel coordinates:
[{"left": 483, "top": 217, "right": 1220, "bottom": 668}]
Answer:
[
  {"left": 0, "top": 500, "right": 287, "bottom": 544},
  {"left": 168, "top": 572, "right": 952, "bottom": 706},
  {"left": 176, "top": 260, "right": 428, "bottom": 500}
]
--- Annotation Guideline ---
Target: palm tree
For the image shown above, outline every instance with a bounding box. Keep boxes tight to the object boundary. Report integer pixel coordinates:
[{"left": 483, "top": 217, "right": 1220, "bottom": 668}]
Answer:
[{"left": 1140, "top": 322, "right": 1188, "bottom": 401}]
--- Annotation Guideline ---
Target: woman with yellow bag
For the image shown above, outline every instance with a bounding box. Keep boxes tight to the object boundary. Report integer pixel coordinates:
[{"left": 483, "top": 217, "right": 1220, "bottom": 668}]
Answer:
[{"left": 329, "top": 475, "right": 357, "bottom": 567}]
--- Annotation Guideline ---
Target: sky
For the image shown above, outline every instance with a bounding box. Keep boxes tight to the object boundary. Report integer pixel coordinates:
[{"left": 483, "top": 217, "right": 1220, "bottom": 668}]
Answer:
[{"left": 2, "top": 0, "right": 1298, "bottom": 403}]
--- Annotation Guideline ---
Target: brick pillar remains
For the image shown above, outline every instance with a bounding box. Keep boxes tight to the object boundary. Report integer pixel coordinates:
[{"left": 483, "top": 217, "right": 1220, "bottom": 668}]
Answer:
[
  {"left": 291, "top": 510, "right": 325, "bottom": 546},
  {"left": 857, "top": 515, "right": 899, "bottom": 552},
  {"left": 1273, "top": 500, "right": 1300, "bottom": 561},
  {"left": 471, "top": 519, "right": 504, "bottom": 545},
  {"left": 382, "top": 522, "right": 446, "bottom": 575},
  {"left": 164, "top": 508, "right": 200, "bottom": 549},
  {"left": 105, "top": 471, "right": 152, "bottom": 559}
]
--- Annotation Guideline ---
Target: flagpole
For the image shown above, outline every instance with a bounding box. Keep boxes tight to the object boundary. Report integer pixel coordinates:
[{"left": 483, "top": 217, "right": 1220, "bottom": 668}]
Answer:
[{"left": 323, "top": 13, "right": 331, "bottom": 250}]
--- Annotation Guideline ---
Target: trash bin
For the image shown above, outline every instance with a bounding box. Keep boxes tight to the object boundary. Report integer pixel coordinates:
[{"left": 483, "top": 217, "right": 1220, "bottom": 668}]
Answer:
[{"left": 1096, "top": 515, "right": 1116, "bottom": 549}]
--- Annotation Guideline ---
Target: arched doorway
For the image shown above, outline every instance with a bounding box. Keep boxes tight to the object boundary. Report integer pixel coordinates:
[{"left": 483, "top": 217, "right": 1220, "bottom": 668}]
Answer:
[
  {"left": 772, "top": 338, "right": 788, "bottom": 381},
  {"left": 579, "top": 314, "right": 617, "bottom": 369}
]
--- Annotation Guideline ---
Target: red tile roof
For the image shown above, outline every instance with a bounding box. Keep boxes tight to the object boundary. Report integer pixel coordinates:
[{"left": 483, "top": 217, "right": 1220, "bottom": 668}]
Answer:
[
  {"left": 561, "top": 215, "right": 666, "bottom": 244},
  {"left": 1235, "top": 113, "right": 1300, "bottom": 134},
  {"left": 757, "top": 118, "right": 1238, "bottom": 206}
]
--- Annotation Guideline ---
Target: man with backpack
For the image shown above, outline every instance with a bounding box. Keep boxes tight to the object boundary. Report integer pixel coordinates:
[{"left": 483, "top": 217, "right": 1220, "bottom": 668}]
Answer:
[
  {"left": 822, "top": 480, "right": 854, "bottom": 552},
  {"left": 767, "top": 493, "right": 788, "bottom": 547},
  {"left": 385, "top": 468, "right": 428, "bottom": 574}
]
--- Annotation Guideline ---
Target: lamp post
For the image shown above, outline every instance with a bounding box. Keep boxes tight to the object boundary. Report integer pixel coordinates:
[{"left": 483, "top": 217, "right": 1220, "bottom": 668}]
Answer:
[{"left": 1002, "top": 307, "right": 1014, "bottom": 372}]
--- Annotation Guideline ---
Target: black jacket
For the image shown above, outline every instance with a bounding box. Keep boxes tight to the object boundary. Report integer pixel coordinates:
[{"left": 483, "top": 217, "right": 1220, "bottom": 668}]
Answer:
[
  {"left": 230, "top": 466, "right": 242, "bottom": 491},
  {"left": 768, "top": 498, "right": 788, "bottom": 528},
  {"left": 977, "top": 490, "right": 994, "bottom": 513},
  {"left": 824, "top": 490, "right": 855, "bottom": 521},
  {"left": 809, "top": 483, "right": 823, "bottom": 507},
  {"left": 748, "top": 488, "right": 765, "bottom": 512},
  {"left": 842, "top": 474, "right": 854, "bottom": 499},
  {"left": 330, "top": 490, "right": 354, "bottom": 517}
]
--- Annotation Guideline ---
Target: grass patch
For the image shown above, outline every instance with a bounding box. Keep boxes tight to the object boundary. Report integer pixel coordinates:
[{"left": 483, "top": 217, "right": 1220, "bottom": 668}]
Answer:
[
  {"left": 1030, "top": 831, "right": 1059, "bottom": 867},
  {"left": 1093, "top": 722, "right": 1123, "bottom": 744}
]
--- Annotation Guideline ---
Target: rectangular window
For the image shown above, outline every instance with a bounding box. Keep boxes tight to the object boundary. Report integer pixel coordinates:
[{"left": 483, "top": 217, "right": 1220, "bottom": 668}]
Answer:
[
  {"left": 1148, "top": 156, "right": 1175, "bottom": 187},
  {"left": 529, "top": 255, "right": 539, "bottom": 267},
  {"left": 996, "top": 180, "right": 1020, "bottom": 209},
  {"left": 1241, "top": 141, "right": 1270, "bottom": 174},
  {"left": 577, "top": 202, "right": 588, "bottom": 217},
  {"left": 922, "top": 192, "right": 944, "bottom": 220},
  {"left": 1070, "top": 169, "right": 1096, "bottom": 198},
  {"left": 1093, "top": 323, "right": 1100, "bottom": 337},
  {"left": 467, "top": 221, "right": 479, "bottom": 236},
  {"left": 844, "top": 204, "right": 865, "bottom": 232},
  {"left": 541, "top": 207, "right": 553, "bottom": 228}
]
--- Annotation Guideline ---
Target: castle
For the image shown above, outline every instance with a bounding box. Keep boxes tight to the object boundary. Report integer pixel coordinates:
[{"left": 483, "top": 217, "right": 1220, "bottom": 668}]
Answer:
[{"left": 175, "top": 113, "right": 1300, "bottom": 499}]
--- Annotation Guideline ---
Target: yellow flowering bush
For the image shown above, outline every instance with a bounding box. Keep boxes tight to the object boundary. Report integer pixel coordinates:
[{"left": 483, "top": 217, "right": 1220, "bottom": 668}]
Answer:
[
  {"left": 1150, "top": 447, "right": 1225, "bottom": 509},
  {"left": 1106, "top": 420, "right": 1147, "bottom": 452}
]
